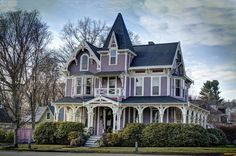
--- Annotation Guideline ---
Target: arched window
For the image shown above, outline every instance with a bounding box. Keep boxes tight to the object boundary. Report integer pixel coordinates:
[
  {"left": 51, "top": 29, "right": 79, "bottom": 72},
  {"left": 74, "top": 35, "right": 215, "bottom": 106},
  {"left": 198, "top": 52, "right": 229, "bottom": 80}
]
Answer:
[{"left": 80, "top": 54, "right": 89, "bottom": 71}]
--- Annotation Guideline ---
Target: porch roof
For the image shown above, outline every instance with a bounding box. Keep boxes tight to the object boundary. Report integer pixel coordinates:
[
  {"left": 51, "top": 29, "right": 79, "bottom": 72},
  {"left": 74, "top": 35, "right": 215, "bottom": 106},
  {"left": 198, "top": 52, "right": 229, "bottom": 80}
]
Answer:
[
  {"left": 95, "top": 71, "right": 123, "bottom": 76},
  {"left": 54, "top": 96, "right": 94, "bottom": 104},
  {"left": 121, "top": 96, "right": 185, "bottom": 104}
]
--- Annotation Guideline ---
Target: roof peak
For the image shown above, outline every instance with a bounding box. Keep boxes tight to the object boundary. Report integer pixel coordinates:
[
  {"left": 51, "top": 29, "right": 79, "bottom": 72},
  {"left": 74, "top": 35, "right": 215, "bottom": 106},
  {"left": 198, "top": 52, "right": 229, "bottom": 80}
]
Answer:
[{"left": 103, "top": 13, "right": 134, "bottom": 51}]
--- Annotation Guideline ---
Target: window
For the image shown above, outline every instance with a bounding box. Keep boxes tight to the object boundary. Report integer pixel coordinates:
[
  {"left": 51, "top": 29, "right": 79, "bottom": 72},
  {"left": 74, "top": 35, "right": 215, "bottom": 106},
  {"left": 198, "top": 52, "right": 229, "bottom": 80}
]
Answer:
[
  {"left": 46, "top": 112, "right": 50, "bottom": 120},
  {"left": 76, "top": 78, "right": 82, "bottom": 95},
  {"left": 135, "top": 77, "right": 143, "bottom": 96},
  {"left": 80, "top": 54, "right": 89, "bottom": 71},
  {"left": 109, "top": 77, "right": 116, "bottom": 94},
  {"left": 110, "top": 49, "right": 117, "bottom": 65},
  {"left": 175, "top": 79, "right": 181, "bottom": 96},
  {"left": 85, "top": 78, "right": 92, "bottom": 95},
  {"left": 152, "top": 77, "right": 160, "bottom": 96}
]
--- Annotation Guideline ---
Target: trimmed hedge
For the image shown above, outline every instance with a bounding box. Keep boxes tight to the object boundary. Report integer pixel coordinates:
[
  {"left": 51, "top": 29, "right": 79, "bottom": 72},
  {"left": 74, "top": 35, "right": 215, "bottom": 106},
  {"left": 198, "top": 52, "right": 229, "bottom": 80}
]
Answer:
[
  {"left": 207, "top": 128, "right": 226, "bottom": 145},
  {"left": 100, "top": 123, "right": 227, "bottom": 147},
  {"left": 218, "top": 125, "right": 236, "bottom": 144},
  {"left": 141, "top": 123, "right": 209, "bottom": 147},
  {"left": 34, "top": 122, "right": 84, "bottom": 144},
  {"left": 0, "top": 129, "right": 14, "bottom": 143}
]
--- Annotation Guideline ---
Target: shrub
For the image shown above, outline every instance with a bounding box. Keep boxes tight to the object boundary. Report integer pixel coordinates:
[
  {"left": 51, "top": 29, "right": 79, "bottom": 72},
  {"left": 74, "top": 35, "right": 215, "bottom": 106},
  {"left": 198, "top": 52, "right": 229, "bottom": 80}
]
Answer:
[
  {"left": 99, "top": 132, "right": 122, "bottom": 147},
  {"left": 0, "top": 129, "right": 5, "bottom": 142},
  {"left": 69, "top": 132, "right": 87, "bottom": 147},
  {"left": 207, "top": 128, "right": 226, "bottom": 145},
  {"left": 34, "top": 122, "right": 84, "bottom": 144},
  {"left": 208, "top": 133, "right": 219, "bottom": 145},
  {"left": 121, "top": 123, "right": 145, "bottom": 147},
  {"left": 68, "top": 131, "right": 78, "bottom": 143},
  {"left": 4, "top": 130, "right": 14, "bottom": 143},
  {"left": 141, "top": 123, "right": 209, "bottom": 147},
  {"left": 218, "top": 125, "right": 236, "bottom": 144}
]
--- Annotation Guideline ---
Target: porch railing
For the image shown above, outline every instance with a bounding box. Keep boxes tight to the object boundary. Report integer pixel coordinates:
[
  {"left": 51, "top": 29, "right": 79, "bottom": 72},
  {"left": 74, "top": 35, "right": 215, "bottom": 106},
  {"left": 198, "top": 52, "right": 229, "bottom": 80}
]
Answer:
[{"left": 94, "top": 88, "right": 122, "bottom": 97}]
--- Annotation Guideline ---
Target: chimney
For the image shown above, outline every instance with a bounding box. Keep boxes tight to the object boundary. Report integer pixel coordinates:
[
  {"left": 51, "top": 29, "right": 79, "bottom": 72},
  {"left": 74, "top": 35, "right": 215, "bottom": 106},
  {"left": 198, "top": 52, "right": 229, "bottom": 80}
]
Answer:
[{"left": 148, "top": 41, "right": 154, "bottom": 45}]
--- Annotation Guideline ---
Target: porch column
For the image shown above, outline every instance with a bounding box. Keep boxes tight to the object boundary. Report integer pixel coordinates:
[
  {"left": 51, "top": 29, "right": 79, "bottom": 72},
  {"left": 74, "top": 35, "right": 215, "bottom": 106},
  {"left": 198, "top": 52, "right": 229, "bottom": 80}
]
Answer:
[
  {"left": 196, "top": 113, "right": 200, "bottom": 125},
  {"left": 117, "top": 111, "right": 122, "bottom": 131},
  {"left": 182, "top": 107, "right": 187, "bottom": 124},
  {"left": 159, "top": 107, "right": 164, "bottom": 123},
  {"left": 192, "top": 111, "right": 196, "bottom": 124},
  {"left": 203, "top": 114, "right": 207, "bottom": 128},
  {"left": 63, "top": 106, "right": 66, "bottom": 122},
  {"left": 188, "top": 109, "right": 192, "bottom": 124},
  {"left": 54, "top": 106, "right": 59, "bottom": 122},
  {"left": 72, "top": 108, "right": 76, "bottom": 122},
  {"left": 138, "top": 107, "right": 143, "bottom": 123},
  {"left": 113, "top": 113, "right": 117, "bottom": 132},
  {"left": 122, "top": 108, "right": 126, "bottom": 128}
]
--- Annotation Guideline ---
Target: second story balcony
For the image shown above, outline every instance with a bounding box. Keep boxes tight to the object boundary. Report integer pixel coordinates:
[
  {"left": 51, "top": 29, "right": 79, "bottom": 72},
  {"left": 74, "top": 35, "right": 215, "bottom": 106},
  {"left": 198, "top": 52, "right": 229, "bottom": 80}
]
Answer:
[{"left": 94, "top": 88, "right": 122, "bottom": 97}]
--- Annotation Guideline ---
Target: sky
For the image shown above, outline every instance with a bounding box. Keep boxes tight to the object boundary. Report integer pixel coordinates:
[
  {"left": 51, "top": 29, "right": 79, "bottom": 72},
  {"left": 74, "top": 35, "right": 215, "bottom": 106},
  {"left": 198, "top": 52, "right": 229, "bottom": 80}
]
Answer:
[{"left": 0, "top": 0, "right": 236, "bottom": 100}]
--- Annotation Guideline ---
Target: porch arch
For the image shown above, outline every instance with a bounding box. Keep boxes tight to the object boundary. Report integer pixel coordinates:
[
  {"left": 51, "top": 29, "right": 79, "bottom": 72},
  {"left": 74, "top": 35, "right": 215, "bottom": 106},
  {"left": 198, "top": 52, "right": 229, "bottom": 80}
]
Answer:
[{"left": 163, "top": 107, "right": 182, "bottom": 123}]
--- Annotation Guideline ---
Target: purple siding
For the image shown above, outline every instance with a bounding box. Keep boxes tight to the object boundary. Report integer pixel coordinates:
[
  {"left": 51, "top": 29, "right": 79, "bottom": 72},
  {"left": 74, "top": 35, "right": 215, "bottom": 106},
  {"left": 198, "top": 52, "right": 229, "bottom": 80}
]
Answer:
[
  {"left": 102, "top": 77, "right": 107, "bottom": 88},
  {"left": 161, "top": 77, "right": 167, "bottom": 96},
  {"left": 89, "top": 59, "right": 97, "bottom": 73},
  {"left": 130, "top": 78, "right": 134, "bottom": 96},
  {"left": 126, "top": 77, "right": 129, "bottom": 98},
  {"left": 95, "top": 78, "right": 99, "bottom": 88},
  {"left": 65, "top": 79, "right": 72, "bottom": 96},
  {"left": 117, "top": 78, "right": 122, "bottom": 88},
  {"left": 101, "top": 54, "right": 126, "bottom": 71},
  {"left": 144, "top": 77, "right": 151, "bottom": 96}
]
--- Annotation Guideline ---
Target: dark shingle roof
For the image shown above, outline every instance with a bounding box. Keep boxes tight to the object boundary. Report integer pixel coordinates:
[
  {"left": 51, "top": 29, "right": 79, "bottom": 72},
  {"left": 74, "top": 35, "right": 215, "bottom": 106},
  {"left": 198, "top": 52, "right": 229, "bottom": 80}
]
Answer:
[
  {"left": 55, "top": 96, "right": 94, "bottom": 104},
  {"left": 48, "top": 105, "right": 55, "bottom": 115},
  {"left": 121, "top": 96, "right": 185, "bottom": 104},
  {"left": 131, "top": 42, "right": 179, "bottom": 67},
  {"left": 0, "top": 108, "right": 12, "bottom": 123},
  {"left": 95, "top": 71, "right": 123, "bottom": 76},
  {"left": 103, "top": 13, "right": 134, "bottom": 52},
  {"left": 86, "top": 41, "right": 101, "bottom": 59}
]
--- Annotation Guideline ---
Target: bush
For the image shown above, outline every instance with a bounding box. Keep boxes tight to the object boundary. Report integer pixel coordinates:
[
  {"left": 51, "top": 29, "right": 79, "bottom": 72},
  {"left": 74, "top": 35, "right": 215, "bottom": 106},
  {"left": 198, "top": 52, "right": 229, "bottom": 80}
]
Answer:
[
  {"left": 4, "top": 130, "right": 14, "bottom": 143},
  {"left": 0, "top": 129, "right": 5, "bottom": 142},
  {"left": 68, "top": 131, "right": 78, "bottom": 143},
  {"left": 207, "top": 128, "right": 226, "bottom": 145},
  {"left": 100, "top": 133, "right": 122, "bottom": 147},
  {"left": 141, "top": 123, "right": 209, "bottom": 147},
  {"left": 218, "top": 125, "right": 236, "bottom": 144},
  {"left": 208, "top": 133, "right": 219, "bottom": 145},
  {"left": 69, "top": 132, "right": 87, "bottom": 147},
  {"left": 34, "top": 122, "right": 84, "bottom": 144},
  {"left": 121, "top": 123, "right": 145, "bottom": 147}
]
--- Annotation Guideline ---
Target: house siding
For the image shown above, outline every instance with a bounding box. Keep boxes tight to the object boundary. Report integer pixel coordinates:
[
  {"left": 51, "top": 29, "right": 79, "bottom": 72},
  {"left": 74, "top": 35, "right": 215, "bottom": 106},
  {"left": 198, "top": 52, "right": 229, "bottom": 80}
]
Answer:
[
  {"left": 130, "top": 78, "right": 134, "bottom": 96},
  {"left": 161, "top": 77, "right": 167, "bottom": 96},
  {"left": 101, "top": 54, "right": 126, "bottom": 71},
  {"left": 65, "top": 79, "right": 72, "bottom": 97},
  {"left": 144, "top": 77, "right": 151, "bottom": 96},
  {"left": 126, "top": 77, "right": 129, "bottom": 98}
]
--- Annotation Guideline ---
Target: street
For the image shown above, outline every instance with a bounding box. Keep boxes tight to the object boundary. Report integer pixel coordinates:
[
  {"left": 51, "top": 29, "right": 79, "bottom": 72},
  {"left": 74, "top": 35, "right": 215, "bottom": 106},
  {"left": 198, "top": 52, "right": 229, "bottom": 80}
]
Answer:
[{"left": 0, "top": 151, "right": 196, "bottom": 156}]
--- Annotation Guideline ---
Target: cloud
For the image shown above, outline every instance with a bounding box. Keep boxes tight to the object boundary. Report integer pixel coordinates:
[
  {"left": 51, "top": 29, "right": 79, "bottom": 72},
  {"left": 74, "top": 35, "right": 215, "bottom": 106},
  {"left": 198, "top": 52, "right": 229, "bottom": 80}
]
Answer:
[
  {"left": 0, "top": 0, "right": 17, "bottom": 12},
  {"left": 138, "top": 0, "right": 236, "bottom": 46}
]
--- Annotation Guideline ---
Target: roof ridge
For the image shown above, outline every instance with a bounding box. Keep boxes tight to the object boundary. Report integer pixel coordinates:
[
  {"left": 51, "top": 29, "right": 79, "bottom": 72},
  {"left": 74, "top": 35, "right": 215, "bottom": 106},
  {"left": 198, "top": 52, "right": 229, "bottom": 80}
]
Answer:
[{"left": 133, "top": 42, "right": 179, "bottom": 47}]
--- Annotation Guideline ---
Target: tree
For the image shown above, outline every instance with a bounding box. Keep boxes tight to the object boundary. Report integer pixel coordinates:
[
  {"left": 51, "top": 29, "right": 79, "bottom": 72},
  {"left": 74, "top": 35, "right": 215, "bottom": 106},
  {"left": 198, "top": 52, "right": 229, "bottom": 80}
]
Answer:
[
  {"left": 199, "top": 80, "right": 223, "bottom": 104},
  {"left": 0, "top": 10, "right": 50, "bottom": 147},
  {"left": 60, "top": 17, "right": 140, "bottom": 61}
]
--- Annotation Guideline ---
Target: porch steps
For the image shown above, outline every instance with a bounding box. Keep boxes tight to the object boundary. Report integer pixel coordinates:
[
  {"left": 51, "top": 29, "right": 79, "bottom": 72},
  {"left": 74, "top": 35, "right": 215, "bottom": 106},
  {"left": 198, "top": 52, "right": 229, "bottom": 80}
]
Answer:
[{"left": 84, "top": 135, "right": 101, "bottom": 147}]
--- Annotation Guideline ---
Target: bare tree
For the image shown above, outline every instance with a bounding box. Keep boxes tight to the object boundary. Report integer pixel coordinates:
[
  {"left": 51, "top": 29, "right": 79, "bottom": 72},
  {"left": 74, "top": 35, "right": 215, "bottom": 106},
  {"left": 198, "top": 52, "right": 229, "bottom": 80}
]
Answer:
[
  {"left": 0, "top": 10, "right": 50, "bottom": 147},
  {"left": 60, "top": 17, "right": 141, "bottom": 61}
]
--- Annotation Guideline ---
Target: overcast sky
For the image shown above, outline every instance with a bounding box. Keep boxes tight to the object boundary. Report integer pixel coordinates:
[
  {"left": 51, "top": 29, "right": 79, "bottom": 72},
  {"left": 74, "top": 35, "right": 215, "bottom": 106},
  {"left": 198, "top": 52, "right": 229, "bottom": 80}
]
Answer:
[{"left": 1, "top": 0, "right": 236, "bottom": 100}]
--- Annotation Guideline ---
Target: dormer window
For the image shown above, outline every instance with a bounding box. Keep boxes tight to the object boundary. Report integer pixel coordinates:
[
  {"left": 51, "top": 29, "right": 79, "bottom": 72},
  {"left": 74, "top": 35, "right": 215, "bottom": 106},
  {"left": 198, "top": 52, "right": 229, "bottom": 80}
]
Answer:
[
  {"left": 110, "top": 49, "right": 117, "bottom": 65},
  {"left": 80, "top": 54, "right": 89, "bottom": 71}
]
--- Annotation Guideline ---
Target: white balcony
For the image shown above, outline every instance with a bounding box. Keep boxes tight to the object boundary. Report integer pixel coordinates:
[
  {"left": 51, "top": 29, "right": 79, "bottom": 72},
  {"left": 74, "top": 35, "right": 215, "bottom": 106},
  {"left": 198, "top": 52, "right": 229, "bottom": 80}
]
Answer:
[{"left": 94, "top": 88, "right": 122, "bottom": 97}]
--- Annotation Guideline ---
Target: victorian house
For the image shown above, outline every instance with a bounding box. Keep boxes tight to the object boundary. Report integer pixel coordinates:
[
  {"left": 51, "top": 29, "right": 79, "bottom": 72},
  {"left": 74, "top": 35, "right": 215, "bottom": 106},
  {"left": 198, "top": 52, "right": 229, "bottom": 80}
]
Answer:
[{"left": 54, "top": 13, "right": 209, "bottom": 136}]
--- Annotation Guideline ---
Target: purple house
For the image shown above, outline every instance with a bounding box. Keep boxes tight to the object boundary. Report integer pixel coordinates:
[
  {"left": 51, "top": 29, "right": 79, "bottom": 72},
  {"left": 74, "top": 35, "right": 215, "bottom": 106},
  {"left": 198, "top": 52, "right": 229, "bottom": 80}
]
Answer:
[{"left": 54, "top": 13, "right": 209, "bottom": 137}]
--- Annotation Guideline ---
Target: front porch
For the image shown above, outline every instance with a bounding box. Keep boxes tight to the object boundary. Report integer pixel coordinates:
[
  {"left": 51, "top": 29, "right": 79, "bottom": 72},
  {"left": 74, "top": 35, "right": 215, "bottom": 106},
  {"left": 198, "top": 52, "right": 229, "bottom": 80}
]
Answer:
[{"left": 54, "top": 96, "right": 209, "bottom": 135}]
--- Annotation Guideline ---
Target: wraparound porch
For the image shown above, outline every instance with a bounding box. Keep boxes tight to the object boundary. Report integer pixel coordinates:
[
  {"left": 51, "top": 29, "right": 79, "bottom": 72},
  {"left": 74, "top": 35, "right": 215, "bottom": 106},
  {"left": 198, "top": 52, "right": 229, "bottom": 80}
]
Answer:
[{"left": 54, "top": 96, "right": 209, "bottom": 135}]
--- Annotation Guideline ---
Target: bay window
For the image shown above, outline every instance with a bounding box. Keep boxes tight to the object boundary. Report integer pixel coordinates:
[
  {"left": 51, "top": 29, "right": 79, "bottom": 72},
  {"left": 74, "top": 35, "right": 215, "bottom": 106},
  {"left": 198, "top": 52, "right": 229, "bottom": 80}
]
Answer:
[
  {"left": 175, "top": 79, "right": 181, "bottom": 96},
  {"left": 76, "top": 77, "right": 82, "bottom": 95},
  {"left": 85, "top": 77, "right": 92, "bottom": 95},
  {"left": 109, "top": 77, "right": 116, "bottom": 94}
]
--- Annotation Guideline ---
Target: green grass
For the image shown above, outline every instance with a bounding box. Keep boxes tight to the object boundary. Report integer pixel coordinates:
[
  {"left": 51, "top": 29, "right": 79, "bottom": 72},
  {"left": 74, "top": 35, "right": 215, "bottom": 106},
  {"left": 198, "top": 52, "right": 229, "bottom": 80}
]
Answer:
[{"left": 0, "top": 144, "right": 236, "bottom": 155}]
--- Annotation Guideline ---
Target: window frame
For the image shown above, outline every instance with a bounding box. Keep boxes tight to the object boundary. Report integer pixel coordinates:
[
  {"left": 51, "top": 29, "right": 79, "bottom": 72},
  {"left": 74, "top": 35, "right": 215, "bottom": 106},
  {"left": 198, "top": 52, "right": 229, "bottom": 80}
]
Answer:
[
  {"left": 151, "top": 77, "right": 161, "bottom": 96},
  {"left": 109, "top": 48, "right": 117, "bottom": 65},
  {"left": 85, "top": 77, "right": 93, "bottom": 95},
  {"left": 76, "top": 77, "right": 83, "bottom": 95},
  {"left": 174, "top": 78, "right": 181, "bottom": 97},
  {"left": 134, "top": 77, "right": 144, "bottom": 96},
  {"left": 80, "top": 54, "right": 89, "bottom": 71}
]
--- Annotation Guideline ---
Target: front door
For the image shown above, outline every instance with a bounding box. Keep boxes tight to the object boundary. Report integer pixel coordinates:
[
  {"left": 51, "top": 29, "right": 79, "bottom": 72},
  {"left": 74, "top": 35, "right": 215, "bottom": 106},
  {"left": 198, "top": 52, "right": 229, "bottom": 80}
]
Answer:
[{"left": 104, "top": 108, "right": 113, "bottom": 133}]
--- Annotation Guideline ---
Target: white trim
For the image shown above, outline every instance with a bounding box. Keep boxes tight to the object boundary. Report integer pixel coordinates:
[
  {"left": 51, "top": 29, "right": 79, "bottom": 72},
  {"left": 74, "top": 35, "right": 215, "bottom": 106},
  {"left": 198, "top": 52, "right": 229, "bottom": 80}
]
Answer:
[
  {"left": 129, "top": 65, "right": 172, "bottom": 70},
  {"left": 125, "top": 52, "right": 128, "bottom": 71},
  {"left": 167, "top": 76, "right": 170, "bottom": 96},
  {"left": 151, "top": 76, "right": 161, "bottom": 96},
  {"left": 134, "top": 77, "right": 144, "bottom": 96},
  {"left": 109, "top": 48, "right": 118, "bottom": 65},
  {"left": 98, "top": 49, "right": 136, "bottom": 56},
  {"left": 74, "top": 77, "right": 83, "bottom": 96},
  {"left": 80, "top": 53, "right": 89, "bottom": 71}
]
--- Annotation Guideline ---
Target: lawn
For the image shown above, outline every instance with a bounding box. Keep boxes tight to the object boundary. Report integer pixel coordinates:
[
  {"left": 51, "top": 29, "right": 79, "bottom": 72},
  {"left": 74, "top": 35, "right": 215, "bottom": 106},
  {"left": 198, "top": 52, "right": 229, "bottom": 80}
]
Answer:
[{"left": 0, "top": 144, "right": 236, "bottom": 155}]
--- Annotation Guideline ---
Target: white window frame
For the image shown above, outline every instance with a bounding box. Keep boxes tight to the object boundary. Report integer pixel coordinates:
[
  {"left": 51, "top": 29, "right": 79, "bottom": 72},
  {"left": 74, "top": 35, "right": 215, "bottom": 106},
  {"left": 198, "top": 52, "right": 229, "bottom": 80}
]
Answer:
[
  {"left": 84, "top": 77, "right": 93, "bottom": 96},
  {"left": 76, "top": 77, "right": 83, "bottom": 95},
  {"left": 107, "top": 76, "right": 117, "bottom": 95},
  {"left": 134, "top": 77, "right": 144, "bottom": 96},
  {"left": 151, "top": 76, "right": 161, "bottom": 96},
  {"left": 80, "top": 54, "right": 89, "bottom": 71},
  {"left": 174, "top": 78, "right": 181, "bottom": 97},
  {"left": 109, "top": 48, "right": 117, "bottom": 65}
]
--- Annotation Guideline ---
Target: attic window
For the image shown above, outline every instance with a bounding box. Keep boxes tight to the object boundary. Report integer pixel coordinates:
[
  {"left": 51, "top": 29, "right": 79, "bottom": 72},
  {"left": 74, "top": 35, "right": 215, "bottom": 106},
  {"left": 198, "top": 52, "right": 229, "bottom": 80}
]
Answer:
[
  {"left": 110, "top": 49, "right": 117, "bottom": 65},
  {"left": 80, "top": 54, "right": 89, "bottom": 71}
]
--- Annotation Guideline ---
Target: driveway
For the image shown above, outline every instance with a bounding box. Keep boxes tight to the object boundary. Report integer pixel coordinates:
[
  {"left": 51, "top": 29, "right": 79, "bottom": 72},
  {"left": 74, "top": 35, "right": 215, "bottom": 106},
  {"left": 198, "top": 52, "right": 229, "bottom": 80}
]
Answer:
[{"left": 0, "top": 151, "right": 196, "bottom": 156}]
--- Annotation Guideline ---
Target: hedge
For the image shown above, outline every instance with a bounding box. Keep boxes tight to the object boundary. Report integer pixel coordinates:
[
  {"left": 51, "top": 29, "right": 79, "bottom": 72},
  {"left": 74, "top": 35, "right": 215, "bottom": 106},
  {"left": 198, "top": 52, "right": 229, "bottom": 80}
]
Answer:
[
  {"left": 218, "top": 125, "right": 236, "bottom": 144},
  {"left": 0, "top": 129, "right": 14, "bottom": 143},
  {"left": 100, "top": 123, "right": 227, "bottom": 147},
  {"left": 34, "top": 122, "right": 84, "bottom": 144}
]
